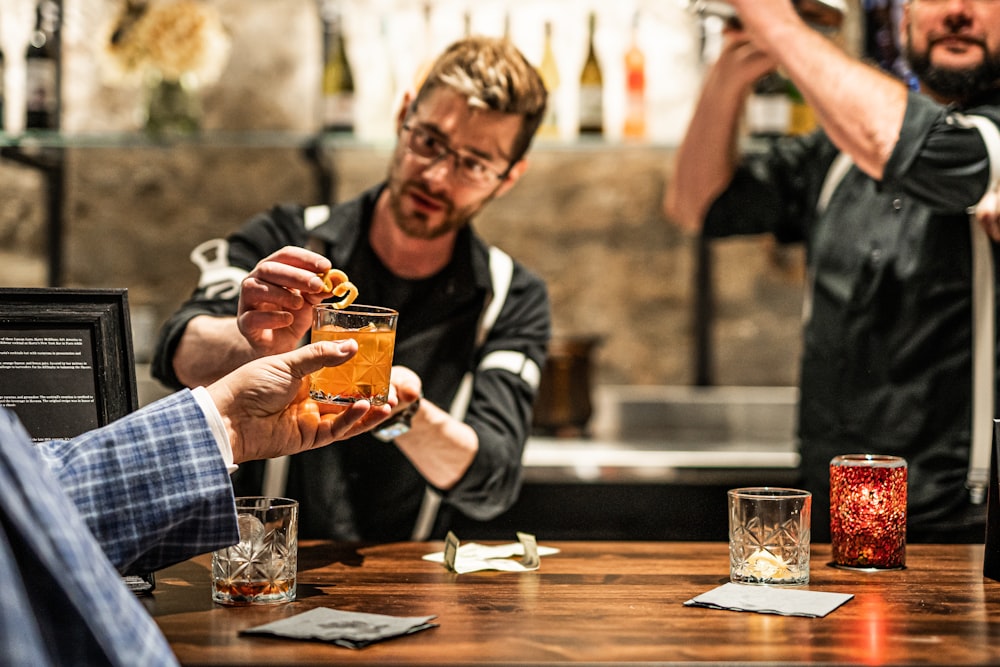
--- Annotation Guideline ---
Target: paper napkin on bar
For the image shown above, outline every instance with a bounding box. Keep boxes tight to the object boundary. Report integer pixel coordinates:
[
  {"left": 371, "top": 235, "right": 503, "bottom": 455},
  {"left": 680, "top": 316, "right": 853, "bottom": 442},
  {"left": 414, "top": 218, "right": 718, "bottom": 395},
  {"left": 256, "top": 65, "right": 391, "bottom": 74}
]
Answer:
[
  {"left": 684, "top": 582, "right": 853, "bottom": 618},
  {"left": 422, "top": 531, "right": 559, "bottom": 573},
  {"left": 240, "top": 607, "right": 438, "bottom": 648}
]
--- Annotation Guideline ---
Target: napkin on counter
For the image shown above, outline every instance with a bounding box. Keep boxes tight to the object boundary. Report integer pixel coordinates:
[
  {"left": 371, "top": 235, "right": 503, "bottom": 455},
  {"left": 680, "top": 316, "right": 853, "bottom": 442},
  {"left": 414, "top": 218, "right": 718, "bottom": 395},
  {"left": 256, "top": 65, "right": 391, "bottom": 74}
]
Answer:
[
  {"left": 240, "top": 607, "right": 438, "bottom": 649},
  {"left": 422, "top": 531, "right": 560, "bottom": 573},
  {"left": 684, "top": 582, "right": 853, "bottom": 618}
]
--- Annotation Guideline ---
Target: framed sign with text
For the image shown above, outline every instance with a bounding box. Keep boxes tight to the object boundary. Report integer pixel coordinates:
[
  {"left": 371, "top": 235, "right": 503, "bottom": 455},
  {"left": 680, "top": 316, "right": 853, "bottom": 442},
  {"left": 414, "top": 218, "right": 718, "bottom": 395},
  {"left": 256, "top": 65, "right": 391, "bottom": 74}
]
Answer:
[
  {"left": 0, "top": 288, "right": 138, "bottom": 440},
  {"left": 0, "top": 288, "right": 153, "bottom": 592}
]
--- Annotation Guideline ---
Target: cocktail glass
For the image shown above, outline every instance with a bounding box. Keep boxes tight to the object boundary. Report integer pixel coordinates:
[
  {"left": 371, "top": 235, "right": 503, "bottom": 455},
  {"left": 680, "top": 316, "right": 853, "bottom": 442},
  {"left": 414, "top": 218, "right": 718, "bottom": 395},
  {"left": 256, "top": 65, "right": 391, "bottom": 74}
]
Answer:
[{"left": 309, "top": 304, "right": 397, "bottom": 406}]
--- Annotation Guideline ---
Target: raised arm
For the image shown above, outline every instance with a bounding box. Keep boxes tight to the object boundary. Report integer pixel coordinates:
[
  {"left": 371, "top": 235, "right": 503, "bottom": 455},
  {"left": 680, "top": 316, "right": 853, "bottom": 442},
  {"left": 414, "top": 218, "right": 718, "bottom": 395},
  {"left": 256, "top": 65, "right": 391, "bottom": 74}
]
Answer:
[
  {"left": 664, "top": 30, "right": 778, "bottom": 231},
  {"left": 729, "top": 0, "right": 908, "bottom": 180}
]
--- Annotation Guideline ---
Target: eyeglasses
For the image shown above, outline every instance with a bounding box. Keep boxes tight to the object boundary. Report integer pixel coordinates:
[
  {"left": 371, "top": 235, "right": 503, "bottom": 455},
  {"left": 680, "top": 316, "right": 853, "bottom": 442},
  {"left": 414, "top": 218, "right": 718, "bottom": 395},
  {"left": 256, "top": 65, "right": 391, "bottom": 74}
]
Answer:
[{"left": 401, "top": 122, "right": 511, "bottom": 188}]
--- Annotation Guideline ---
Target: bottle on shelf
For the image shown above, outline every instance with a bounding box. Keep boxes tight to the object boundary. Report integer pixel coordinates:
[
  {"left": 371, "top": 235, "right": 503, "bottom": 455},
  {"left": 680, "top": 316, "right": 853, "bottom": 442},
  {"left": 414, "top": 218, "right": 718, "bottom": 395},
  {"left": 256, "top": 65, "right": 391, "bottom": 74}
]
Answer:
[
  {"left": 0, "top": 43, "right": 5, "bottom": 130},
  {"left": 25, "top": 0, "right": 59, "bottom": 131},
  {"left": 744, "top": 71, "right": 790, "bottom": 138},
  {"left": 412, "top": 2, "right": 434, "bottom": 90},
  {"left": 578, "top": 12, "right": 603, "bottom": 137},
  {"left": 786, "top": 78, "right": 816, "bottom": 135},
  {"left": 623, "top": 11, "right": 645, "bottom": 140},
  {"left": 538, "top": 21, "right": 559, "bottom": 139},
  {"left": 320, "top": 1, "right": 354, "bottom": 133},
  {"left": 744, "top": 70, "right": 818, "bottom": 139}
]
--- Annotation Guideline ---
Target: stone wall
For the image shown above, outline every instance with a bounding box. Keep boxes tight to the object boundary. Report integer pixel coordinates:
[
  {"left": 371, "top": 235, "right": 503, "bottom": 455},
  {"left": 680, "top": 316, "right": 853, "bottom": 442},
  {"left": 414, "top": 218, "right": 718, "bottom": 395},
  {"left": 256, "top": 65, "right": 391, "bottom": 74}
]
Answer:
[{"left": 2, "top": 140, "right": 805, "bottom": 387}]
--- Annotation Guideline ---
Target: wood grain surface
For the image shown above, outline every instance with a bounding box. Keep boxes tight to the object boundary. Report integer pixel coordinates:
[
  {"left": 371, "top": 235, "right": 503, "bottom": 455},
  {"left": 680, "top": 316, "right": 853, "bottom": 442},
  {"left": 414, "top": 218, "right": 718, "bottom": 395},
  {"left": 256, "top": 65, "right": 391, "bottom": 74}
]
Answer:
[{"left": 147, "top": 541, "right": 1000, "bottom": 665}]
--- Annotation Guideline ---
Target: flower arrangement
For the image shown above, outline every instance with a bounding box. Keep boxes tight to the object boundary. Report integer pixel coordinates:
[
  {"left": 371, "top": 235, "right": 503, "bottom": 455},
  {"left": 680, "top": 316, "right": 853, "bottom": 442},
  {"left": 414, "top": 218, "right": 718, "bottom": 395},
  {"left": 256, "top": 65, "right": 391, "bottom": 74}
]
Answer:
[{"left": 103, "top": 0, "right": 231, "bottom": 88}]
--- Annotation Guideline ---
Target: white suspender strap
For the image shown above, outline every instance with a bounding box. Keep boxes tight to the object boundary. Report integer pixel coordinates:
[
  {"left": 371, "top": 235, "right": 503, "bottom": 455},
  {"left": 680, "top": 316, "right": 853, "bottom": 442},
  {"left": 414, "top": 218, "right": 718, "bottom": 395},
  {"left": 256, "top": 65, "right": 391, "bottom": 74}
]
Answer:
[
  {"left": 478, "top": 246, "right": 514, "bottom": 346},
  {"left": 969, "top": 218, "right": 994, "bottom": 503},
  {"left": 262, "top": 455, "right": 290, "bottom": 499},
  {"left": 803, "top": 151, "right": 855, "bottom": 323},
  {"left": 816, "top": 151, "right": 854, "bottom": 216},
  {"left": 961, "top": 113, "right": 1000, "bottom": 503},
  {"left": 410, "top": 246, "right": 517, "bottom": 540}
]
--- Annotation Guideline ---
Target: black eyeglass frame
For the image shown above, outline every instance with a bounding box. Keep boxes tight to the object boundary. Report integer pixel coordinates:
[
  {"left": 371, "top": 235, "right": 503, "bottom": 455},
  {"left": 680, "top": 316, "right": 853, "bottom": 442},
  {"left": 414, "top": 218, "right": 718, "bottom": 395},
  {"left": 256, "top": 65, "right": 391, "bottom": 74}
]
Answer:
[{"left": 399, "top": 118, "right": 514, "bottom": 187}]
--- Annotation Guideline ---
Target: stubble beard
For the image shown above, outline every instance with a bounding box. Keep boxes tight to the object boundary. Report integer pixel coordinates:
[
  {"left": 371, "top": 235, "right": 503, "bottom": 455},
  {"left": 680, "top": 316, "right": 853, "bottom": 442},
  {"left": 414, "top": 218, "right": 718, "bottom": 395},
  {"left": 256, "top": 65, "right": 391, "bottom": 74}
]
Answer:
[{"left": 385, "top": 152, "right": 497, "bottom": 241}]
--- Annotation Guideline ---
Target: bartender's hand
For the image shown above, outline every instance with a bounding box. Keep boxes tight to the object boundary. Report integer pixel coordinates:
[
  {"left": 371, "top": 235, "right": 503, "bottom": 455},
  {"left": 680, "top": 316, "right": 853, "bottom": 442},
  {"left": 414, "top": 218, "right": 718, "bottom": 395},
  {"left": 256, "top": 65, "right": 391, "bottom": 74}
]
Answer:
[
  {"left": 389, "top": 365, "right": 424, "bottom": 415},
  {"left": 976, "top": 185, "right": 1000, "bottom": 242},
  {"left": 717, "top": 21, "right": 780, "bottom": 90},
  {"left": 663, "top": 23, "right": 776, "bottom": 233},
  {"left": 237, "top": 246, "right": 334, "bottom": 358},
  {"left": 206, "top": 340, "right": 395, "bottom": 463},
  {"left": 725, "top": 0, "right": 801, "bottom": 38}
]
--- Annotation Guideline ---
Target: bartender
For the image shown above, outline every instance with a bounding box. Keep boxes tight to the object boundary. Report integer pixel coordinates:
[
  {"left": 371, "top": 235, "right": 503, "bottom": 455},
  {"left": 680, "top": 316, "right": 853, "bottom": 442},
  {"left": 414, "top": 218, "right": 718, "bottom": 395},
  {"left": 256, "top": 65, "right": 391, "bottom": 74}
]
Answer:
[{"left": 666, "top": 0, "right": 1000, "bottom": 542}]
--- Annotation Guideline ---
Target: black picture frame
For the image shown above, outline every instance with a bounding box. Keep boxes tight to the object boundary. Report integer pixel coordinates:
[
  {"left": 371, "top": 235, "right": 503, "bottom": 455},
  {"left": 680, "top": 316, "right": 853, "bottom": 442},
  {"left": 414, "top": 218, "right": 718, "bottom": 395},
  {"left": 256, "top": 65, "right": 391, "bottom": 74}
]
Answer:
[
  {"left": 0, "top": 288, "right": 138, "bottom": 438},
  {"left": 0, "top": 288, "right": 153, "bottom": 593}
]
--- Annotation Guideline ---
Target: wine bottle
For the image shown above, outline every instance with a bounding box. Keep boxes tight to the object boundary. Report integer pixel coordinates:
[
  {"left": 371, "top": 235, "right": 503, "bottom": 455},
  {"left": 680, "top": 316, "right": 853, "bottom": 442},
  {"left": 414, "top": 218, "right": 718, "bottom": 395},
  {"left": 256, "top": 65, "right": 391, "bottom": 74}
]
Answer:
[
  {"left": 320, "top": 2, "right": 354, "bottom": 133},
  {"left": 745, "top": 72, "right": 790, "bottom": 138},
  {"left": 786, "top": 78, "right": 816, "bottom": 135},
  {"left": 578, "top": 12, "right": 603, "bottom": 136},
  {"left": 623, "top": 12, "right": 645, "bottom": 140},
  {"left": 25, "top": 0, "right": 59, "bottom": 131},
  {"left": 538, "top": 21, "right": 559, "bottom": 139},
  {"left": 412, "top": 2, "right": 434, "bottom": 90},
  {"left": 0, "top": 44, "right": 5, "bottom": 131}
]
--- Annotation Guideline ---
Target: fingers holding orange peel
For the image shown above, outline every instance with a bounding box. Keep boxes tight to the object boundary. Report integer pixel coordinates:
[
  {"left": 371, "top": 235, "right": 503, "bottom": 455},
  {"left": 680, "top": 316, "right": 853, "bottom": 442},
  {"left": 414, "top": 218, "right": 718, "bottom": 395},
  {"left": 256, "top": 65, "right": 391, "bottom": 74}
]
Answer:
[{"left": 318, "top": 269, "right": 359, "bottom": 309}]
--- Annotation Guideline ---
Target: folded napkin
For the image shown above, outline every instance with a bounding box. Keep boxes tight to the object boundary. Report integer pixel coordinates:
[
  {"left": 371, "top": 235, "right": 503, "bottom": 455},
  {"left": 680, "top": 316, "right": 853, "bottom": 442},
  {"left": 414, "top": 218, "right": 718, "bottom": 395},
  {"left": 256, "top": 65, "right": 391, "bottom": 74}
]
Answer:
[
  {"left": 240, "top": 607, "right": 438, "bottom": 648},
  {"left": 684, "top": 582, "right": 853, "bottom": 618},
  {"left": 422, "top": 531, "right": 560, "bottom": 573}
]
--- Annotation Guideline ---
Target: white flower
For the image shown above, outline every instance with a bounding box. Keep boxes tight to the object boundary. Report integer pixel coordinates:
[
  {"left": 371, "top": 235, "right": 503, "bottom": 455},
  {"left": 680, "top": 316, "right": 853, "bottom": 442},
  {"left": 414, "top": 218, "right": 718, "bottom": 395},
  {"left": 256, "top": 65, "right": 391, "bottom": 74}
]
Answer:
[{"left": 102, "top": 0, "right": 231, "bottom": 87}]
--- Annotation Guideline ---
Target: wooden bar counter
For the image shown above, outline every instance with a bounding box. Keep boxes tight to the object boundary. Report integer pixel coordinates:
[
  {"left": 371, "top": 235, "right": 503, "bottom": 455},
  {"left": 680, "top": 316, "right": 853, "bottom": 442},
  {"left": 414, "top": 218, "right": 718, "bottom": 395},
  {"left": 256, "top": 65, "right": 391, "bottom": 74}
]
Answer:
[{"left": 147, "top": 541, "right": 1000, "bottom": 665}]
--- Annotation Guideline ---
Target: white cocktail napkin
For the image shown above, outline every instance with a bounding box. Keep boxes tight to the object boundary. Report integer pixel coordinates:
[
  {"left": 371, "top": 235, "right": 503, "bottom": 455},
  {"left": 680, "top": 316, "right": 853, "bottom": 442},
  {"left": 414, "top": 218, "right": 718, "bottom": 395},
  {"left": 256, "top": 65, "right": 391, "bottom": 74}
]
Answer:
[
  {"left": 422, "top": 532, "right": 559, "bottom": 573},
  {"left": 684, "top": 582, "right": 853, "bottom": 618}
]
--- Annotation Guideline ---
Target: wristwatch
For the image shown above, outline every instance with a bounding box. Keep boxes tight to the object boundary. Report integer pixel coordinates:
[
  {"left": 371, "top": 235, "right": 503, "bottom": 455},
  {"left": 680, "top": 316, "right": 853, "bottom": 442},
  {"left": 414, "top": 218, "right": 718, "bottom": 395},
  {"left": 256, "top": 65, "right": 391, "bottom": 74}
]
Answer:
[{"left": 372, "top": 398, "right": 421, "bottom": 442}]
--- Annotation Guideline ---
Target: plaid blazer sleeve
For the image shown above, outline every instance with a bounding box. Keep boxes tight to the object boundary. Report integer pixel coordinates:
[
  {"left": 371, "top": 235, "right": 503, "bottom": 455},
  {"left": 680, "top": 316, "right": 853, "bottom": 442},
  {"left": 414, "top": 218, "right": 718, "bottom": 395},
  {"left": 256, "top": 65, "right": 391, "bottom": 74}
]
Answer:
[
  {"left": 0, "top": 402, "right": 225, "bottom": 665},
  {"left": 33, "top": 389, "right": 239, "bottom": 575}
]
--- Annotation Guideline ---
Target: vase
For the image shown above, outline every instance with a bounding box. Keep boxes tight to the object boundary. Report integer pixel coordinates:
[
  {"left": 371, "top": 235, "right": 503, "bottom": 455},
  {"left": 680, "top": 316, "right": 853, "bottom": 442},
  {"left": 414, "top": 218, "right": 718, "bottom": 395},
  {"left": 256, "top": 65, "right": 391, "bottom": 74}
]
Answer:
[{"left": 144, "top": 76, "right": 201, "bottom": 136}]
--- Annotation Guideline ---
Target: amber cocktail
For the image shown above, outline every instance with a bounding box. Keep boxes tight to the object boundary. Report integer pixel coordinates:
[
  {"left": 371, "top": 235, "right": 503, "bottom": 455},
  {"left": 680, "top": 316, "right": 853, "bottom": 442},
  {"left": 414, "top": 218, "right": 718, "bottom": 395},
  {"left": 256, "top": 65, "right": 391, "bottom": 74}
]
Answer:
[{"left": 309, "top": 304, "right": 397, "bottom": 406}]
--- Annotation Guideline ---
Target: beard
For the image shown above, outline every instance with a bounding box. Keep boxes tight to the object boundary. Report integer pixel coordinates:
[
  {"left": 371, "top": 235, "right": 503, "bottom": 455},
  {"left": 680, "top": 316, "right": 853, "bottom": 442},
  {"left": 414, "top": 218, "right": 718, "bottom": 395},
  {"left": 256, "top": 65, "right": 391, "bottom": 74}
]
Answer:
[
  {"left": 905, "top": 40, "right": 1000, "bottom": 103},
  {"left": 384, "top": 149, "right": 499, "bottom": 241}
]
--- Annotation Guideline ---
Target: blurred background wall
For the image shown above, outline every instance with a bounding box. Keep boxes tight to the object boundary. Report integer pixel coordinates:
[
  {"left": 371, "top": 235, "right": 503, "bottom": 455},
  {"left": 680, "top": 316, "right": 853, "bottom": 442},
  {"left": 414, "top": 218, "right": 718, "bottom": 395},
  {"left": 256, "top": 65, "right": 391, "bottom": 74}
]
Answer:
[{"left": 0, "top": 0, "right": 869, "bottom": 393}]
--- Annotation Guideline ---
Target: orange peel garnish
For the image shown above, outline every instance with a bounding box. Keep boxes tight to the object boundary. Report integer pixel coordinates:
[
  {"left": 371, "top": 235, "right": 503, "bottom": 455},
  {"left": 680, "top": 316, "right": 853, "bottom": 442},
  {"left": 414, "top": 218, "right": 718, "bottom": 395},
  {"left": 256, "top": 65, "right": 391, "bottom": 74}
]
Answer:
[{"left": 318, "top": 268, "right": 359, "bottom": 309}]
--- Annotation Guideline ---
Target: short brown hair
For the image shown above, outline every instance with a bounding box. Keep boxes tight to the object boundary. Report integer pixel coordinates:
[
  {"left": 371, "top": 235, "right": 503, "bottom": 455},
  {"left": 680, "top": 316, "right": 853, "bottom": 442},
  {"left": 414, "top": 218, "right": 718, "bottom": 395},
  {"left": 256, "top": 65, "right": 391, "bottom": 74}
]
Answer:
[{"left": 415, "top": 36, "right": 548, "bottom": 164}]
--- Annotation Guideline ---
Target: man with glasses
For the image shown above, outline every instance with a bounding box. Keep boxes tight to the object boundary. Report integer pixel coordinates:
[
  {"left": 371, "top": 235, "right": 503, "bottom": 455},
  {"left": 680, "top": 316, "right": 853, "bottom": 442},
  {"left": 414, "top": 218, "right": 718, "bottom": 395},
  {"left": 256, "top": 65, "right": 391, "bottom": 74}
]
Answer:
[
  {"left": 666, "top": 0, "right": 1000, "bottom": 542},
  {"left": 152, "top": 36, "right": 550, "bottom": 542}
]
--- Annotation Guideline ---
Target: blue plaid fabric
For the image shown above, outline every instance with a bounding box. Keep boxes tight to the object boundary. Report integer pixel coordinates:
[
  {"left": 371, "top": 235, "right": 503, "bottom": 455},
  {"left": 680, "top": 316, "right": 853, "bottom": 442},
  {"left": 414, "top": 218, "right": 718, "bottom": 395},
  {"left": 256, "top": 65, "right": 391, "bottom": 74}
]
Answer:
[{"left": 0, "top": 390, "right": 239, "bottom": 666}]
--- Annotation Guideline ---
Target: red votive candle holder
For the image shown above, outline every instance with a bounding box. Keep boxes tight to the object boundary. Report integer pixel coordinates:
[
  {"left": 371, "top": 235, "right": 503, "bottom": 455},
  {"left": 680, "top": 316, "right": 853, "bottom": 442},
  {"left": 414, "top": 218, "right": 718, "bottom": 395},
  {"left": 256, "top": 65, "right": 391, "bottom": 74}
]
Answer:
[{"left": 830, "top": 454, "right": 907, "bottom": 570}]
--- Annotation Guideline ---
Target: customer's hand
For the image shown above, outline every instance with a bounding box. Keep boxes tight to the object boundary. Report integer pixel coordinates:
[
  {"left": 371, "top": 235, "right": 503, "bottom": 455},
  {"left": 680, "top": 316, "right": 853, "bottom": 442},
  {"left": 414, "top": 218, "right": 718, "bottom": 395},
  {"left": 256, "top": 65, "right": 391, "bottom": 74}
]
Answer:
[
  {"left": 236, "top": 246, "right": 333, "bottom": 358},
  {"left": 206, "top": 340, "right": 395, "bottom": 463}
]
